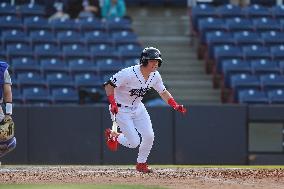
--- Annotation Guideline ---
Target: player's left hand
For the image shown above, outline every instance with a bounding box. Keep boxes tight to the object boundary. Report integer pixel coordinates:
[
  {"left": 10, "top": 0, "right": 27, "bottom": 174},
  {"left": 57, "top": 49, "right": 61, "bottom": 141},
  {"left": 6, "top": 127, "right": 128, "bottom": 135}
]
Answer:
[{"left": 174, "top": 105, "right": 187, "bottom": 114}]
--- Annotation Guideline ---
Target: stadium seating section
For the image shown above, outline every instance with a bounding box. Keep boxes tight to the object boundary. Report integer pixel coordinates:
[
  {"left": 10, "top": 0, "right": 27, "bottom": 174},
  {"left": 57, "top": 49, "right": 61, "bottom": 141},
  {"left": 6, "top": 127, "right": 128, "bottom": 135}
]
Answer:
[
  {"left": 0, "top": 2, "right": 143, "bottom": 105},
  {"left": 191, "top": 3, "right": 284, "bottom": 104}
]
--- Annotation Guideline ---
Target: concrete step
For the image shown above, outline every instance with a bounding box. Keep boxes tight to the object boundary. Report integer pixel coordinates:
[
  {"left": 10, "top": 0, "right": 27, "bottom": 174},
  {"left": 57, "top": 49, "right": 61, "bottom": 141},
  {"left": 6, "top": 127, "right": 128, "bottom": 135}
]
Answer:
[
  {"left": 170, "top": 93, "right": 221, "bottom": 104},
  {"left": 128, "top": 6, "right": 220, "bottom": 103},
  {"left": 165, "top": 80, "right": 213, "bottom": 88},
  {"left": 161, "top": 59, "right": 202, "bottom": 64},
  {"left": 169, "top": 89, "right": 220, "bottom": 99},
  {"left": 159, "top": 67, "right": 205, "bottom": 74},
  {"left": 128, "top": 7, "right": 188, "bottom": 18},
  {"left": 162, "top": 74, "right": 212, "bottom": 80},
  {"left": 177, "top": 98, "right": 221, "bottom": 105}
]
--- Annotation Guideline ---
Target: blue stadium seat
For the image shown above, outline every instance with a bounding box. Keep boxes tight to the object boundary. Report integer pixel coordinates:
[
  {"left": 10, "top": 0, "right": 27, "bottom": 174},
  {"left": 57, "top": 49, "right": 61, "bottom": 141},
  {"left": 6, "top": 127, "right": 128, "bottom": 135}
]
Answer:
[
  {"left": 97, "top": 59, "right": 125, "bottom": 74},
  {"left": 243, "top": 4, "right": 272, "bottom": 18},
  {"left": 18, "top": 3, "right": 45, "bottom": 17},
  {"left": 251, "top": 59, "right": 281, "bottom": 75},
  {"left": 34, "top": 43, "right": 61, "bottom": 59},
  {"left": 191, "top": 4, "right": 216, "bottom": 33},
  {"left": 74, "top": 73, "right": 102, "bottom": 88},
  {"left": 68, "top": 58, "right": 97, "bottom": 74},
  {"left": 52, "top": 87, "right": 79, "bottom": 104},
  {"left": 57, "top": 30, "right": 83, "bottom": 46},
  {"left": 213, "top": 45, "right": 243, "bottom": 66},
  {"left": 0, "top": 15, "right": 23, "bottom": 30},
  {"left": 230, "top": 74, "right": 261, "bottom": 94},
  {"left": 125, "top": 58, "right": 140, "bottom": 67},
  {"left": 271, "top": 5, "right": 284, "bottom": 18},
  {"left": 198, "top": 17, "right": 227, "bottom": 43},
  {"left": 84, "top": 31, "right": 113, "bottom": 46},
  {"left": 2, "top": 29, "right": 29, "bottom": 47},
  {"left": 280, "top": 61, "right": 284, "bottom": 73},
  {"left": 112, "top": 31, "right": 139, "bottom": 45},
  {"left": 222, "top": 59, "right": 251, "bottom": 87},
  {"left": 6, "top": 43, "right": 33, "bottom": 59},
  {"left": 49, "top": 18, "right": 78, "bottom": 33},
  {"left": 40, "top": 58, "right": 68, "bottom": 75},
  {"left": 0, "top": 53, "right": 6, "bottom": 62},
  {"left": 216, "top": 4, "right": 244, "bottom": 18},
  {"left": 78, "top": 17, "right": 105, "bottom": 32},
  {"left": 90, "top": 44, "right": 117, "bottom": 59},
  {"left": 217, "top": 59, "right": 243, "bottom": 75},
  {"left": 46, "top": 72, "right": 74, "bottom": 89},
  {"left": 11, "top": 57, "right": 40, "bottom": 74},
  {"left": 102, "top": 73, "right": 114, "bottom": 83},
  {"left": 206, "top": 31, "right": 235, "bottom": 58},
  {"left": 12, "top": 86, "right": 23, "bottom": 104},
  {"left": 22, "top": 87, "right": 51, "bottom": 105},
  {"left": 238, "top": 89, "right": 269, "bottom": 104},
  {"left": 234, "top": 31, "right": 263, "bottom": 46},
  {"left": 261, "top": 31, "right": 284, "bottom": 47},
  {"left": 118, "top": 44, "right": 142, "bottom": 60},
  {"left": 270, "top": 45, "right": 284, "bottom": 60},
  {"left": 62, "top": 44, "right": 89, "bottom": 60},
  {"left": 268, "top": 89, "right": 284, "bottom": 104},
  {"left": 78, "top": 86, "right": 105, "bottom": 104},
  {"left": 106, "top": 17, "right": 132, "bottom": 32},
  {"left": 30, "top": 30, "right": 56, "bottom": 46},
  {"left": 24, "top": 16, "right": 50, "bottom": 31},
  {"left": 260, "top": 74, "right": 284, "bottom": 91},
  {"left": 17, "top": 72, "right": 46, "bottom": 88},
  {"left": 226, "top": 17, "right": 255, "bottom": 32},
  {"left": 0, "top": 2, "right": 17, "bottom": 16},
  {"left": 252, "top": 17, "right": 281, "bottom": 32},
  {"left": 242, "top": 45, "right": 271, "bottom": 60}
]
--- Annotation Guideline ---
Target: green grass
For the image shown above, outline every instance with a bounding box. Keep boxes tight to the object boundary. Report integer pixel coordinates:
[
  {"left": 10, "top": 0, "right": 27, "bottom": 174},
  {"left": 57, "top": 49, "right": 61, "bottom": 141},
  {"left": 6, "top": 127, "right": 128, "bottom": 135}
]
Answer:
[{"left": 0, "top": 184, "right": 166, "bottom": 189}]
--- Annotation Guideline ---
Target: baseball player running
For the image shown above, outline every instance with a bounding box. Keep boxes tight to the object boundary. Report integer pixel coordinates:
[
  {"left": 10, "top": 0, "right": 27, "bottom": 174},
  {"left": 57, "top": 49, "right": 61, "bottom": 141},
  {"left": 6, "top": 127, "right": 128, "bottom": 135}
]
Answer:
[
  {"left": 0, "top": 61, "right": 16, "bottom": 163},
  {"left": 103, "top": 47, "right": 186, "bottom": 173}
]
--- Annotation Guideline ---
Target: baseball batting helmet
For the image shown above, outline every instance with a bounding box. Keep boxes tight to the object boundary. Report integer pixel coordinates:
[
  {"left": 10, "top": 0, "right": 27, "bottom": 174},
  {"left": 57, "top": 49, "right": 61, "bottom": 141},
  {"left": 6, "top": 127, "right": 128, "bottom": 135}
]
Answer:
[{"left": 140, "top": 47, "right": 162, "bottom": 67}]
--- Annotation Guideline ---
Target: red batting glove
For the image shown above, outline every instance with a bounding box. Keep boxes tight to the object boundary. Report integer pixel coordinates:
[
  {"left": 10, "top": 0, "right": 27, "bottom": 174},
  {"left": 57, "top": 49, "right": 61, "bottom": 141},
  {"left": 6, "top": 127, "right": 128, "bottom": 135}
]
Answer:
[
  {"left": 168, "top": 98, "right": 187, "bottom": 114},
  {"left": 108, "top": 95, "right": 118, "bottom": 114}
]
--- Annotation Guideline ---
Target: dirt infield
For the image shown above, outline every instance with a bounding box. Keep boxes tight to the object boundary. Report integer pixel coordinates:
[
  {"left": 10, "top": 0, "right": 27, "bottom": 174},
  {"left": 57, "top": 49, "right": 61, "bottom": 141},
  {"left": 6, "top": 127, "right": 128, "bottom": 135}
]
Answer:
[{"left": 0, "top": 166, "right": 283, "bottom": 189}]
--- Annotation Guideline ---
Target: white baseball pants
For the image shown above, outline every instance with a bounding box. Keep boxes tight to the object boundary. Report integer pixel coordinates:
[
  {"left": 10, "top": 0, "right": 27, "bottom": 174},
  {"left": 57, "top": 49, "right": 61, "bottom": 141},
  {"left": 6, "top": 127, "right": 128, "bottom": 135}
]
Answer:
[{"left": 110, "top": 103, "right": 154, "bottom": 163}]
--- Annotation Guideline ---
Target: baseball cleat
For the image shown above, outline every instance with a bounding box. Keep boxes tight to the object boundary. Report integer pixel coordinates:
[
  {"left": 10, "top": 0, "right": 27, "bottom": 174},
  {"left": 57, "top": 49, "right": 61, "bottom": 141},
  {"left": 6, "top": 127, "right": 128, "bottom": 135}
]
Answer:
[
  {"left": 105, "top": 128, "right": 119, "bottom": 151},
  {"left": 136, "top": 163, "right": 153, "bottom": 173}
]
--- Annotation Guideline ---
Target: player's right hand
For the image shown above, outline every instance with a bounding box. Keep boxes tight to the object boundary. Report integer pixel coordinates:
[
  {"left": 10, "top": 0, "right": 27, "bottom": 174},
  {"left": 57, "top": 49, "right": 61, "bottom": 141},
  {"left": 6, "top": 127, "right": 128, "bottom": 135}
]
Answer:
[
  {"left": 174, "top": 105, "right": 187, "bottom": 114},
  {"left": 110, "top": 103, "right": 118, "bottom": 114},
  {"left": 168, "top": 98, "right": 187, "bottom": 115}
]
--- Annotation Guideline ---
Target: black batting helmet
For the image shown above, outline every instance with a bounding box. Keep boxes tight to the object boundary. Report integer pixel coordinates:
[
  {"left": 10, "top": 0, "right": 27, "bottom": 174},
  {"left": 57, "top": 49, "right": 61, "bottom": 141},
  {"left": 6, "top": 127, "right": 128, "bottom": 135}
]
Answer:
[{"left": 140, "top": 47, "right": 162, "bottom": 67}]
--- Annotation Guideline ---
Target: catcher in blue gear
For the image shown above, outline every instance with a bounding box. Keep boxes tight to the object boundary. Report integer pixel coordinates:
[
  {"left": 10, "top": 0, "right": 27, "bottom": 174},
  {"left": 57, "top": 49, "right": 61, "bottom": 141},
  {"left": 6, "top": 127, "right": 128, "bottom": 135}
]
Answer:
[{"left": 0, "top": 61, "right": 16, "bottom": 159}]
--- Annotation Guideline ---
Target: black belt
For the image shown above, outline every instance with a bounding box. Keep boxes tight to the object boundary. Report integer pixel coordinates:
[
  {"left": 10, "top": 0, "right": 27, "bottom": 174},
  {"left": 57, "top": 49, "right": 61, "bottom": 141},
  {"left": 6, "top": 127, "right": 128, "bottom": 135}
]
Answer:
[{"left": 117, "top": 103, "right": 129, "bottom": 108}]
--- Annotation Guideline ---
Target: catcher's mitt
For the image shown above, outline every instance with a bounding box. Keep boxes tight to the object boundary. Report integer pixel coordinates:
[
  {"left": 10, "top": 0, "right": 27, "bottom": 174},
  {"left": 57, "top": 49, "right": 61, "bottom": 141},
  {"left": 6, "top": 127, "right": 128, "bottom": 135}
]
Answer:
[{"left": 0, "top": 115, "right": 14, "bottom": 142}]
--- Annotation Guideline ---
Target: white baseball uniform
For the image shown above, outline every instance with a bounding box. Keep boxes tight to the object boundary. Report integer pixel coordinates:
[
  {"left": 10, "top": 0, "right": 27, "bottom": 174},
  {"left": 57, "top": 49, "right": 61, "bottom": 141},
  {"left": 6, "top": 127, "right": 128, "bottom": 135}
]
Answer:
[
  {"left": 109, "top": 64, "right": 166, "bottom": 163},
  {"left": 0, "top": 69, "right": 12, "bottom": 122}
]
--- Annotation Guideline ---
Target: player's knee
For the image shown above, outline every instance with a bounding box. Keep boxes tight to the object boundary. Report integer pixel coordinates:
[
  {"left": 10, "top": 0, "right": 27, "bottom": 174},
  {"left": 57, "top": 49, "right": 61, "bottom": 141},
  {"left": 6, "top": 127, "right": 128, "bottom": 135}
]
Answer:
[
  {"left": 127, "top": 137, "right": 140, "bottom": 148},
  {"left": 144, "top": 132, "right": 154, "bottom": 143}
]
